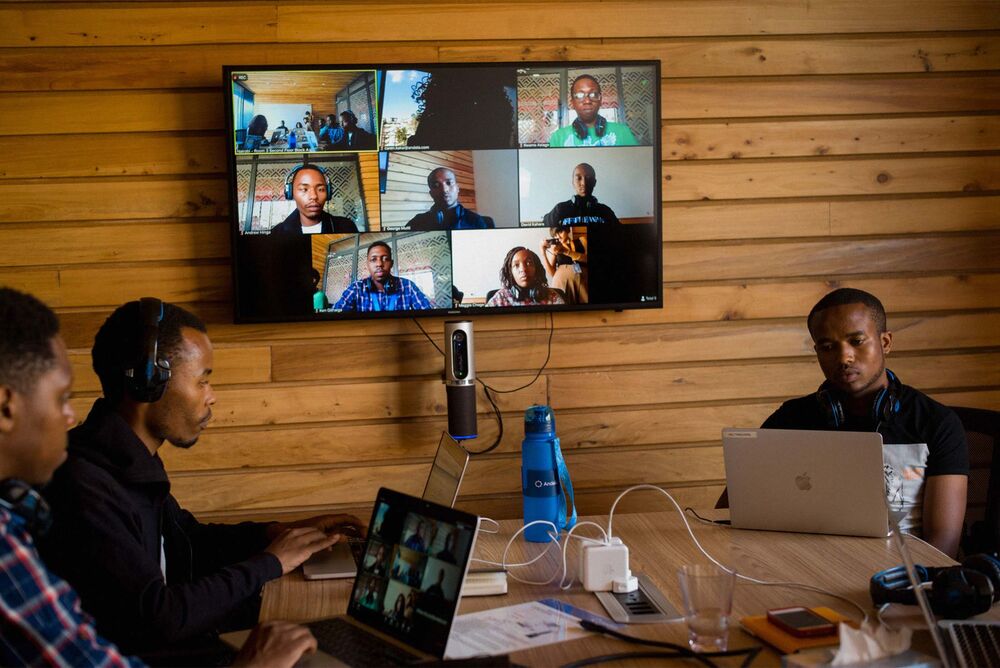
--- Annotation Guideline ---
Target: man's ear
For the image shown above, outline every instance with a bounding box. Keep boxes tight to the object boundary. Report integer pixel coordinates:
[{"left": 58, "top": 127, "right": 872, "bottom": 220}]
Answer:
[
  {"left": 881, "top": 330, "right": 893, "bottom": 355},
  {"left": 0, "top": 385, "right": 19, "bottom": 434}
]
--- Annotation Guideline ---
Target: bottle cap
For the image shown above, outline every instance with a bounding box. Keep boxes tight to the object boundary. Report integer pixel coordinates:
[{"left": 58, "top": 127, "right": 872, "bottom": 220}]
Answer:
[{"left": 524, "top": 404, "right": 556, "bottom": 435}]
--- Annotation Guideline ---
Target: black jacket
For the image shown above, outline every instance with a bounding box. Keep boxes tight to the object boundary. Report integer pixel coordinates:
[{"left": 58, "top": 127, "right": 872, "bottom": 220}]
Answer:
[
  {"left": 270, "top": 210, "right": 358, "bottom": 234},
  {"left": 405, "top": 204, "right": 494, "bottom": 231},
  {"left": 38, "top": 399, "right": 282, "bottom": 655}
]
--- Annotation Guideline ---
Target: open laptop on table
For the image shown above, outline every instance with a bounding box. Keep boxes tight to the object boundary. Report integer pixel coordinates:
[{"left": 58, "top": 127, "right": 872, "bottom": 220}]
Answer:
[
  {"left": 302, "top": 432, "right": 470, "bottom": 580},
  {"left": 228, "top": 486, "right": 481, "bottom": 667},
  {"left": 722, "top": 427, "right": 889, "bottom": 538}
]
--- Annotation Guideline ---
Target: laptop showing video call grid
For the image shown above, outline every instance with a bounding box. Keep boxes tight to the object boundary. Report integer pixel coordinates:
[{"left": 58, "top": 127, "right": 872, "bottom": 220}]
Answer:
[{"left": 347, "top": 487, "right": 479, "bottom": 658}]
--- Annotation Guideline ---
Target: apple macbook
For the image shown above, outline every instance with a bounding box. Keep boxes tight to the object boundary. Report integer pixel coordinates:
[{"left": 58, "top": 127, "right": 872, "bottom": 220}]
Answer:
[
  {"left": 722, "top": 428, "right": 888, "bottom": 538},
  {"left": 302, "top": 432, "right": 469, "bottom": 580},
  {"left": 228, "top": 487, "right": 481, "bottom": 666}
]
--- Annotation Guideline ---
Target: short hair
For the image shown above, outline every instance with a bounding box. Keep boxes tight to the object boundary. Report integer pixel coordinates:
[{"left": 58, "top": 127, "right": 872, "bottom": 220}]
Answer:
[
  {"left": 571, "top": 74, "right": 600, "bottom": 93},
  {"left": 0, "top": 287, "right": 61, "bottom": 393},
  {"left": 499, "top": 247, "right": 548, "bottom": 292},
  {"left": 426, "top": 167, "right": 454, "bottom": 189},
  {"left": 807, "top": 288, "right": 887, "bottom": 336},
  {"left": 366, "top": 241, "right": 392, "bottom": 259},
  {"left": 92, "top": 300, "right": 206, "bottom": 405},
  {"left": 574, "top": 162, "right": 596, "bottom": 179},
  {"left": 291, "top": 164, "right": 327, "bottom": 187}
]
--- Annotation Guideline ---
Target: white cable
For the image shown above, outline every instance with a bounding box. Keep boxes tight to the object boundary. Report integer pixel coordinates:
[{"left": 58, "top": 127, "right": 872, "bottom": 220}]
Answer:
[
  {"left": 557, "top": 521, "right": 609, "bottom": 590},
  {"left": 478, "top": 517, "right": 500, "bottom": 535},
  {"left": 608, "top": 483, "right": 870, "bottom": 624}
]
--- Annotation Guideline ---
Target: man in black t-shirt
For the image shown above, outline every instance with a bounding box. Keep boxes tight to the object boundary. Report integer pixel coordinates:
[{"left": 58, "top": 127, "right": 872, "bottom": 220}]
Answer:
[
  {"left": 542, "top": 163, "right": 619, "bottom": 226},
  {"left": 758, "top": 288, "right": 968, "bottom": 556}
]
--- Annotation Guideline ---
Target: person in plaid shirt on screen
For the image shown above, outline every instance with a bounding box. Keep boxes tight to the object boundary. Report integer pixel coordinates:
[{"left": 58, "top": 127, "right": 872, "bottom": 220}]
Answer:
[
  {"left": 0, "top": 287, "right": 315, "bottom": 667},
  {"left": 334, "top": 241, "right": 433, "bottom": 312}
]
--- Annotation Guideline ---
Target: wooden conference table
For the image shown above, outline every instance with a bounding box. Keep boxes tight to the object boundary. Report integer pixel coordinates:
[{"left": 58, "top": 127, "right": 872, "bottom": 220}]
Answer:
[{"left": 259, "top": 510, "right": 956, "bottom": 666}]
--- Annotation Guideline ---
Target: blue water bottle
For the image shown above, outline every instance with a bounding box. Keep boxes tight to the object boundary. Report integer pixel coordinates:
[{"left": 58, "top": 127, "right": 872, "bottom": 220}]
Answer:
[
  {"left": 288, "top": 131, "right": 296, "bottom": 150},
  {"left": 522, "top": 405, "right": 576, "bottom": 542}
]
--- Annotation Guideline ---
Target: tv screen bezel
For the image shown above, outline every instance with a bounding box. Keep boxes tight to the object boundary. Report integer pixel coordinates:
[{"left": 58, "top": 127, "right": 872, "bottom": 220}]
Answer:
[{"left": 222, "top": 60, "right": 663, "bottom": 324}]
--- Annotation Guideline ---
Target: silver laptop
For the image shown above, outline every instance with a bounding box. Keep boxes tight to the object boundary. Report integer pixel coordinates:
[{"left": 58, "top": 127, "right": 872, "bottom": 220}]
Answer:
[
  {"left": 228, "top": 487, "right": 481, "bottom": 666},
  {"left": 722, "top": 428, "right": 888, "bottom": 538},
  {"left": 302, "top": 432, "right": 470, "bottom": 580}
]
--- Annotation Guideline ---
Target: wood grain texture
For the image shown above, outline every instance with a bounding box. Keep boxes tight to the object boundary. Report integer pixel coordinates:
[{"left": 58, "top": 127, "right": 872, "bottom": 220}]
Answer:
[{"left": 3, "top": 1, "right": 997, "bottom": 526}]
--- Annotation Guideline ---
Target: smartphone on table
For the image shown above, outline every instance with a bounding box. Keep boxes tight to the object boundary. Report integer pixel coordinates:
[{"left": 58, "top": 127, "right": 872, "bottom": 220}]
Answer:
[{"left": 766, "top": 606, "right": 838, "bottom": 637}]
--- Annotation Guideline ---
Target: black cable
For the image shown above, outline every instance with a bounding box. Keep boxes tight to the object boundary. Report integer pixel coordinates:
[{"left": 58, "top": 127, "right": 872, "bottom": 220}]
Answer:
[
  {"left": 577, "top": 620, "right": 762, "bottom": 667},
  {"left": 684, "top": 507, "right": 731, "bottom": 525},
  {"left": 559, "top": 651, "right": 698, "bottom": 667},
  {"left": 410, "top": 314, "right": 555, "bottom": 456}
]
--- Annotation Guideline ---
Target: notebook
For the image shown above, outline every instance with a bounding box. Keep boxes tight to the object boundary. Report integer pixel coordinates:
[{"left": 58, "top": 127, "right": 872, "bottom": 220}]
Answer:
[
  {"left": 303, "top": 432, "right": 469, "bottom": 580},
  {"left": 722, "top": 428, "right": 889, "bottom": 538}
]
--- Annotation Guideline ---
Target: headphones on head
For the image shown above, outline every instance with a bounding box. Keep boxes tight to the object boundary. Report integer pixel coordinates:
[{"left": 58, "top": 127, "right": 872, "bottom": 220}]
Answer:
[
  {"left": 284, "top": 164, "right": 332, "bottom": 201},
  {"left": 572, "top": 114, "right": 606, "bottom": 140},
  {"left": 123, "top": 297, "right": 171, "bottom": 403},
  {"left": 816, "top": 369, "right": 901, "bottom": 430},
  {"left": 871, "top": 553, "right": 1000, "bottom": 619},
  {"left": 0, "top": 478, "right": 52, "bottom": 535}
]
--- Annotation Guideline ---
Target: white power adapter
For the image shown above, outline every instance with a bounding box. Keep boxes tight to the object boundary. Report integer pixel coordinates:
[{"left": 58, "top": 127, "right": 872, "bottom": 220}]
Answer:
[{"left": 580, "top": 537, "right": 638, "bottom": 593}]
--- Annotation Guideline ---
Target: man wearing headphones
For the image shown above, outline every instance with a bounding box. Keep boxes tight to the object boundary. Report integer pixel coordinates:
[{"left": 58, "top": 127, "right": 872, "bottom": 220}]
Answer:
[
  {"left": 763, "top": 288, "right": 968, "bottom": 556},
  {"left": 333, "top": 241, "right": 432, "bottom": 312},
  {"left": 0, "top": 288, "right": 320, "bottom": 666},
  {"left": 37, "top": 298, "right": 363, "bottom": 660},
  {"left": 548, "top": 75, "right": 638, "bottom": 148},
  {"left": 542, "top": 163, "right": 620, "bottom": 226},
  {"left": 333, "top": 110, "right": 376, "bottom": 150},
  {"left": 270, "top": 164, "right": 358, "bottom": 235},
  {"left": 405, "top": 167, "right": 495, "bottom": 231}
]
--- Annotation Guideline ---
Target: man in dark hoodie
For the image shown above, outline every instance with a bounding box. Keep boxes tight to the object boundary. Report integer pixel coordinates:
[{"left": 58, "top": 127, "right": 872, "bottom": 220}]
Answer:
[{"left": 39, "top": 298, "right": 361, "bottom": 662}]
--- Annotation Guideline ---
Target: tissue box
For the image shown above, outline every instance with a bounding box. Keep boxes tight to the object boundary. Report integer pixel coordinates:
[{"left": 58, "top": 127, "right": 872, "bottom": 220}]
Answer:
[{"left": 782, "top": 647, "right": 939, "bottom": 667}]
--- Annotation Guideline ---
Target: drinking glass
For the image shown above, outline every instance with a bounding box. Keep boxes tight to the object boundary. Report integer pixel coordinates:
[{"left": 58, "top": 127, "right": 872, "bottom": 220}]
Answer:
[{"left": 677, "top": 564, "right": 736, "bottom": 652}]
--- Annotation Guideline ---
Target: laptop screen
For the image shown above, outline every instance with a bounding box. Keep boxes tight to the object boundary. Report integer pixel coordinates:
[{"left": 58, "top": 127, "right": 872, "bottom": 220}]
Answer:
[
  {"left": 348, "top": 487, "right": 479, "bottom": 657},
  {"left": 422, "top": 432, "right": 469, "bottom": 507}
]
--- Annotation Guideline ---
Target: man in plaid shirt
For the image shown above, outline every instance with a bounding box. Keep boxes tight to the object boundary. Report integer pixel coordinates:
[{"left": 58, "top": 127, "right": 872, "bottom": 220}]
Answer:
[
  {"left": 334, "top": 241, "right": 433, "bottom": 312},
  {"left": 0, "top": 288, "right": 315, "bottom": 667}
]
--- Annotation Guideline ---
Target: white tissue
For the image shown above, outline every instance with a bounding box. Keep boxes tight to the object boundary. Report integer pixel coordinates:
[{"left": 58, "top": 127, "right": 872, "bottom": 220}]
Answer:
[{"left": 831, "top": 622, "right": 912, "bottom": 665}]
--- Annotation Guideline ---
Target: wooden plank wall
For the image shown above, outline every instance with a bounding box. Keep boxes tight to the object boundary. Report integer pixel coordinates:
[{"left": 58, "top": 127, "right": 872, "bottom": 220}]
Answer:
[{"left": 1, "top": 1, "right": 998, "bottom": 523}]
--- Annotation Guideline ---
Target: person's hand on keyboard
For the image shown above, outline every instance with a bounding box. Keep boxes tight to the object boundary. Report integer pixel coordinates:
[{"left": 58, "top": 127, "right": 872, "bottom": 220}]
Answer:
[{"left": 232, "top": 620, "right": 317, "bottom": 668}]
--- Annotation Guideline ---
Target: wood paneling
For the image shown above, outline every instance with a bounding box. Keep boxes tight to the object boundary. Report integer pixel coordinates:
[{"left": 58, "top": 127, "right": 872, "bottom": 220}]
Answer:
[{"left": 1, "top": 1, "right": 996, "bottom": 526}]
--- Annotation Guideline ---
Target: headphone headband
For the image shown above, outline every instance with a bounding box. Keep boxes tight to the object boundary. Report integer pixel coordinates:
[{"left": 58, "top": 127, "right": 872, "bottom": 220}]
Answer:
[
  {"left": 124, "top": 297, "right": 171, "bottom": 403},
  {"left": 284, "top": 164, "right": 333, "bottom": 201}
]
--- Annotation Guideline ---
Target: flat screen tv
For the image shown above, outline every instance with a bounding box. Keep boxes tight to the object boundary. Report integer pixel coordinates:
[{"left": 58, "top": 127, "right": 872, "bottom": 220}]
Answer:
[{"left": 223, "top": 61, "right": 661, "bottom": 322}]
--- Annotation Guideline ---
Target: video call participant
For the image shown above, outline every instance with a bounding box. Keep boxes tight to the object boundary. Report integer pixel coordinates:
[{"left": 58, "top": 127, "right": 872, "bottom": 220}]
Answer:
[
  {"left": 540, "top": 225, "right": 588, "bottom": 305},
  {"left": 761, "top": 288, "right": 968, "bottom": 556},
  {"left": 334, "top": 241, "right": 432, "bottom": 312},
  {"left": 548, "top": 75, "right": 638, "bottom": 148},
  {"left": 334, "top": 111, "right": 376, "bottom": 150},
  {"left": 270, "top": 164, "right": 358, "bottom": 235},
  {"left": 318, "top": 114, "right": 344, "bottom": 147},
  {"left": 242, "top": 114, "right": 269, "bottom": 151},
  {"left": 38, "top": 299, "right": 364, "bottom": 659},
  {"left": 542, "top": 163, "right": 620, "bottom": 226},
  {"left": 486, "top": 247, "right": 566, "bottom": 307},
  {"left": 0, "top": 288, "right": 319, "bottom": 667},
  {"left": 405, "top": 168, "right": 495, "bottom": 231}
]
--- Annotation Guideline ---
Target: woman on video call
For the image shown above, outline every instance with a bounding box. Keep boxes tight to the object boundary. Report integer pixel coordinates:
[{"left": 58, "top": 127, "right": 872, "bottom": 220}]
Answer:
[
  {"left": 540, "top": 225, "right": 588, "bottom": 305},
  {"left": 486, "top": 247, "right": 566, "bottom": 307}
]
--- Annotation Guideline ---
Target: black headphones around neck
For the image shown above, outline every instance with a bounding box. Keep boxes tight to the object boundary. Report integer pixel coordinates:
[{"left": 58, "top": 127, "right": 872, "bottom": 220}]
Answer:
[
  {"left": 510, "top": 284, "right": 540, "bottom": 302},
  {"left": 572, "top": 114, "right": 606, "bottom": 140},
  {"left": 816, "top": 369, "right": 901, "bottom": 430},
  {"left": 123, "top": 297, "right": 171, "bottom": 403},
  {"left": 871, "top": 553, "right": 1000, "bottom": 619},
  {"left": 0, "top": 478, "right": 52, "bottom": 535}
]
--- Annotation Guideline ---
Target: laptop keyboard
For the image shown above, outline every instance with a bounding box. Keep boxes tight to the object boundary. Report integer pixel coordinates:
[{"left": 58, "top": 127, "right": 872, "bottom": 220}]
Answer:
[
  {"left": 307, "top": 617, "right": 422, "bottom": 667},
  {"left": 944, "top": 621, "right": 1000, "bottom": 668}
]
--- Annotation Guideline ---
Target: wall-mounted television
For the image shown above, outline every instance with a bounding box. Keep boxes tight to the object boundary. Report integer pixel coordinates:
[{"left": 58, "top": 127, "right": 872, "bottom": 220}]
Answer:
[{"left": 223, "top": 61, "right": 661, "bottom": 322}]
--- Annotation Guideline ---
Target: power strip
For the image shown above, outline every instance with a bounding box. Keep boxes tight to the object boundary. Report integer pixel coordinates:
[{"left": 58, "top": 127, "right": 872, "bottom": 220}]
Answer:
[{"left": 463, "top": 569, "right": 508, "bottom": 596}]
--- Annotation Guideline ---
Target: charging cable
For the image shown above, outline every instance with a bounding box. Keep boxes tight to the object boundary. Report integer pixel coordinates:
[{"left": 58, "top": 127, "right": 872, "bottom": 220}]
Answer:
[{"left": 608, "top": 483, "right": 870, "bottom": 624}]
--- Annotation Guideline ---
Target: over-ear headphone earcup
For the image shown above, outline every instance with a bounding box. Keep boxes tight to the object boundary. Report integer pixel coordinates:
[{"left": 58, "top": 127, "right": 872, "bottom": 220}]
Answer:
[
  {"left": 961, "top": 554, "right": 1000, "bottom": 603},
  {"left": 816, "top": 388, "right": 844, "bottom": 429},
  {"left": 572, "top": 118, "right": 587, "bottom": 140},
  {"left": 595, "top": 115, "right": 606, "bottom": 138},
  {"left": 930, "top": 567, "right": 994, "bottom": 619}
]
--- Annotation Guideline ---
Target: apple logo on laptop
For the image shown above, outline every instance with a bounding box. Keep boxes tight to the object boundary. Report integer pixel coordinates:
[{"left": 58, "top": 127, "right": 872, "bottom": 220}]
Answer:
[{"left": 795, "top": 473, "right": 812, "bottom": 491}]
